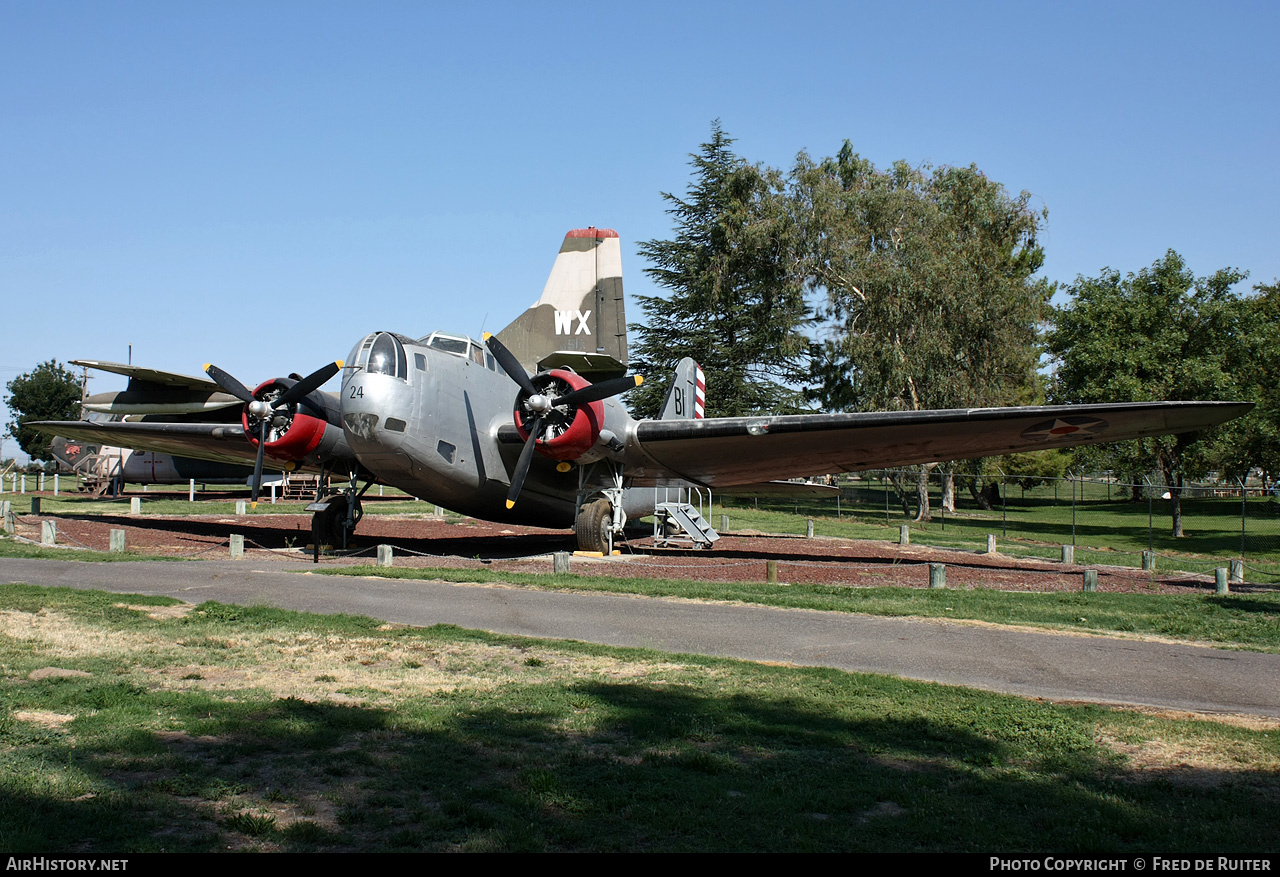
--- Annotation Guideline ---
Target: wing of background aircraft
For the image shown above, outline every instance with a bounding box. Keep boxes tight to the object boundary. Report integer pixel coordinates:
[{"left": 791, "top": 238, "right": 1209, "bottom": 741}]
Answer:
[
  {"left": 611, "top": 400, "right": 1250, "bottom": 487},
  {"left": 33, "top": 419, "right": 260, "bottom": 469}
]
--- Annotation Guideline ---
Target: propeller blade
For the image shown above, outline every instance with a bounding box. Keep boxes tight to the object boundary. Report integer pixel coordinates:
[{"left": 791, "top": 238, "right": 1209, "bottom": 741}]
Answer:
[
  {"left": 505, "top": 416, "right": 546, "bottom": 509},
  {"left": 552, "top": 374, "right": 644, "bottom": 408},
  {"left": 250, "top": 418, "right": 268, "bottom": 507},
  {"left": 483, "top": 333, "right": 539, "bottom": 397},
  {"left": 204, "top": 363, "right": 257, "bottom": 404},
  {"left": 277, "top": 360, "right": 343, "bottom": 408}
]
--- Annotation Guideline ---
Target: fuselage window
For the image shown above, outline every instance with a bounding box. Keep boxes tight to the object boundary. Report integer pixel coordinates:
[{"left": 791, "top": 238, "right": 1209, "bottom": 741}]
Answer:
[
  {"left": 470, "top": 343, "right": 485, "bottom": 366},
  {"left": 485, "top": 352, "right": 496, "bottom": 371},
  {"left": 368, "top": 332, "right": 407, "bottom": 379},
  {"left": 414, "top": 352, "right": 427, "bottom": 371}
]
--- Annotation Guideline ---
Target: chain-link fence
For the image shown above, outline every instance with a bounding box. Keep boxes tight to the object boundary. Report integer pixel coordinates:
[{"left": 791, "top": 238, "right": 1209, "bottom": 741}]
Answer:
[{"left": 717, "top": 471, "right": 1280, "bottom": 582}]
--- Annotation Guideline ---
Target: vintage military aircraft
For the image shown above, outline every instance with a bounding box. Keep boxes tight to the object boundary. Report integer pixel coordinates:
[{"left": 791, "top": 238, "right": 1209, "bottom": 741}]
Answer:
[{"left": 35, "top": 227, "right": 1252, "bottom": 552}]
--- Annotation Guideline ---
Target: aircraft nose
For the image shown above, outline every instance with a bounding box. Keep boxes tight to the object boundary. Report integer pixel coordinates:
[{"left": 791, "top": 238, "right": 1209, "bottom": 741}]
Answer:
[{"left": 340, "top": 373, "right": 407, "bottom": 451}]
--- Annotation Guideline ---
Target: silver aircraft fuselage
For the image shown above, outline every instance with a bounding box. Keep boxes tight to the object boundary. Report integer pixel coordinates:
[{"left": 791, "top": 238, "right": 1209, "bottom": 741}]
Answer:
[{"left": 338, "top": 329, "right": 651, "bottom": 528}]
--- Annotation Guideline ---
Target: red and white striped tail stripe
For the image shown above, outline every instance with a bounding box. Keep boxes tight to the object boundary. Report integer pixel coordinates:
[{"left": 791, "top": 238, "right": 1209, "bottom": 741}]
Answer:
[{"left": 694, "top": 365, "right": 705, "bottom": 419}]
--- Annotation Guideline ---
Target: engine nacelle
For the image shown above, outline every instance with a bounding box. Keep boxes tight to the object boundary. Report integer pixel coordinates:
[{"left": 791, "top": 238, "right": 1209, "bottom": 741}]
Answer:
[
  {"left": 242, "top": 379, "right": 332, "bottom": 462},
  {"left": 513, "top": 369, "right": 604, "bottom": 462}
]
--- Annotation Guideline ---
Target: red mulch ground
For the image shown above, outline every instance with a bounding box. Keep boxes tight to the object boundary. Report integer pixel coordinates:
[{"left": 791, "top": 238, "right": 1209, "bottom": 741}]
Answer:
[{"left": 12, "top": 500, "right": 1268, "bottom": 596}]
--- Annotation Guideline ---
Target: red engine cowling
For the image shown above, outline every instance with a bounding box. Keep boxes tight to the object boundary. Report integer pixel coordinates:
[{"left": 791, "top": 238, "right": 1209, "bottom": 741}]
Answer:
[
  {"left": 512, "top": 369, "right": 604, "bottom": 461},
  {"left": 241, "top": 379, "right": 329, "bottom": 462}
]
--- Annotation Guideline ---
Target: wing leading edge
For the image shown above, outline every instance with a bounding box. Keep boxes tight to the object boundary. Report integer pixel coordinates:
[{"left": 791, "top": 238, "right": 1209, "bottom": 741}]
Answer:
[
  {"left": 29, "top": 420, "right": 268, "bottom": 470},
  {"left": 625, "top": 401, "right": 1253, "bottom": 487}
]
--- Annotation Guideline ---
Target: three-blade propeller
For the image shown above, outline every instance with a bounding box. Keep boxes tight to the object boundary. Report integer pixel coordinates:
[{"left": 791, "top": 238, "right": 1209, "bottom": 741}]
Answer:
[
  {"left": 483, "top": 334, "right": 641, "bottom": 509},
  {"left": 203, "top": 360, "right": 343, "bottom": 506}
]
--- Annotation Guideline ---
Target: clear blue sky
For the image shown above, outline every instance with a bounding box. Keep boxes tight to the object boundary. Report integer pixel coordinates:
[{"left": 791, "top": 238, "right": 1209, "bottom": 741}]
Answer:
[{"left": 2, "top": 1, "right": 1276, "bottom": 461}]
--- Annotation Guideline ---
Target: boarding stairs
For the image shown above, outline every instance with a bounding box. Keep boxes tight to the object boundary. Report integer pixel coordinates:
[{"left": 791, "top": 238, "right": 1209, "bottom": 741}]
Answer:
[{"left": 653, "top": 499, "right": 720, "bottom": 549}]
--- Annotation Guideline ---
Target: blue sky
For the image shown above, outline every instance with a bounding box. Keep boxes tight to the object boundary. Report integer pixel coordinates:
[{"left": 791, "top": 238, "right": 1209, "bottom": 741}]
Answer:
[{"left": 2, "top": 1, "right": 1276, "bottom": 460}]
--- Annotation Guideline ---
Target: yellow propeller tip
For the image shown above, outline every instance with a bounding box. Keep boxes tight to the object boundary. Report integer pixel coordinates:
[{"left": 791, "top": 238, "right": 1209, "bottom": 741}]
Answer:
[
  {"left": 335, "top": 360, "right": 344, "bottom": 368},
  {"left": 634, "top": 375, "right": 644, "bottom": 386},
  {"left": 203, "top": 363, "right": 212, "bottom": 372},
  {"left": 482, "top": 332, "right": 493, "bottom": 340},
  {"left": 505, "top": 500, "right": 515, "bottom": 509}
]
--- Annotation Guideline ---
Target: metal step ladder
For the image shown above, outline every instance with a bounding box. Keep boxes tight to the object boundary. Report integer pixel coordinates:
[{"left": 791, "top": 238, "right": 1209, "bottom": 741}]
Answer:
[{"left": 653, "top": 501, "right": 720, "bottom": 549}]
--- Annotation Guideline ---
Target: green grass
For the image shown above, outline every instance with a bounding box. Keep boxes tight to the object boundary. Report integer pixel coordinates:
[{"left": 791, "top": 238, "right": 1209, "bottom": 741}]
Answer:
[
  {"left": 717, "top": 482, "right": 1280, "bottom": 580},
  {"left": 323, "top": 565, "right": 1280, "bottom": 651},
  {"left": 0, "top": 584, "right": 1276, "bottom": 853}
]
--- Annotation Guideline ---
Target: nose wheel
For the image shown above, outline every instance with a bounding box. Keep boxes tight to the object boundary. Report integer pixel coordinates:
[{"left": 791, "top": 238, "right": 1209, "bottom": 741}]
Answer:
[{"left": 311, "top": 492, "right": 364, "bottom": 550}]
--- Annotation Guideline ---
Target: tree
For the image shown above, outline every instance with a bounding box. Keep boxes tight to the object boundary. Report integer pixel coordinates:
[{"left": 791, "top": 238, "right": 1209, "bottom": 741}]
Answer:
[
  {"left": 4, "top": 360, "right": 82, "bottom": 462},
  {"left": 793, "top": 142, "right": 1050, "bottom": 519},
  {"left": 1211, "top": 280, "right": 1280, "bottom": 486},
  {"left": 1046, "top": 251, "right": 1247, "bottom": 536},
  {"left": 628, "top": 123, "right": 811, "bottom": 419}
]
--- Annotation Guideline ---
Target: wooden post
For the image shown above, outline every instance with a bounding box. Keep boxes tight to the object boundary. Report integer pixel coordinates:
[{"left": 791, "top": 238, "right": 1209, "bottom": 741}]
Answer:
[
  {"left": 109, "top": 529, "right": 126, "bottom": 553},
  {"left": 898, "top": 525, "right": 910, "bottom": 546},
  {"left": 1061, "top": 545, "right": 1074, "bottom": 564},
  {"left": 236, "top": 500, "right": 247, "bottom": 515},
  {"left": 53, "top": 474, "right": 59, "bottom": 496},
  {"left": 1142, "top": 550, "right": 1155, "bottom": 571},
  {"left": 720, "top": 514, "right": 729, "bottom": 532},
  {"left": 986, "top": 534, "right": 997, "bottom": 554},
  {"left": 1230, "top": 559, "right": 1244, "bottom": 584},
  {"left": 1215, "top": 567, "right": 1229, "bottom": 595},
  {"left": 130, "top": 497, "right": 141, "bottom": 514},
  {"left": 377, "top": 544, "right": 393, "bottom": 567},
  {"left": 230, "top": 534, "right": 244, "bottom": 559},
  {"left": 766, "top": 560, "right": 778, "bottom": 584},
  {"left": 553, "top": 551, "right": 571, "bottom": 574},
  {"left": 1082, "top": 569, "right": 1098, "bottom": 592},
  {"left": 928, "top": 562, "right": 946, "bottom": 589},
  {"left": 806, "top": 519, "right": 815, "bottom": 538},
  {"left": 41, "top": 520, "right": 55, "bottom": 546},
  {"left": 189, "top": 479, "right": 195, "bottom": 502}
]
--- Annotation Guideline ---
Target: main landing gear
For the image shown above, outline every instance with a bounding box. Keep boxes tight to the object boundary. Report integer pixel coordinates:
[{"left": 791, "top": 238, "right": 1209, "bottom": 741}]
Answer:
[{"left": 572, "top": 460, "right": 625, "bottom": 554}]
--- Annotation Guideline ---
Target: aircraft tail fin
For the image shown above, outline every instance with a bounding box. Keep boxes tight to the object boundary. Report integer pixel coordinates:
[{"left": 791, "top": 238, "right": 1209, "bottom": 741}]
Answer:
[
  {"left": 659, "top": 358, "right": 705, "bottom": 420},
  {"left": 494, "top": 228, "right": 627, "bottom": 380}
]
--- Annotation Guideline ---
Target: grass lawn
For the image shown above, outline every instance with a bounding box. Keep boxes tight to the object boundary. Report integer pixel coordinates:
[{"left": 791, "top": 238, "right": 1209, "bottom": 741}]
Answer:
[{"left": 0, "top": 584, "right": 1276, "bottom": 853}]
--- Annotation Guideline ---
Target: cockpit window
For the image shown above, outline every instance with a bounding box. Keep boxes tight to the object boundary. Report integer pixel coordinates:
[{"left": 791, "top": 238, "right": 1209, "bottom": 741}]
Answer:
[
  {"left": 427, "top": 333, "right": 471, "bottom": 356},
  {"left": 368, "top": 332, "right": 407, "bottom": 378}
]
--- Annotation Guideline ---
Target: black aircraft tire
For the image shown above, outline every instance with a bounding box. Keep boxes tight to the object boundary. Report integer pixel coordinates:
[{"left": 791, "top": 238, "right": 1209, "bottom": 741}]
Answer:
[
  {"left": 313, "top": 496, "right": 362, "bottom": 547},
  {"left": 575, "top": 498, "right": 613, "bottom": 554}
]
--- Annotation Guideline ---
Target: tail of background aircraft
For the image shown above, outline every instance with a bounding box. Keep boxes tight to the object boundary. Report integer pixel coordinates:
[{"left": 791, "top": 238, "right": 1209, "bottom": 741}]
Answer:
[
  {"left": 494, "top": 228, "right": 628, "bottom": 381},
  {"left": 659, "top": 358, "right": 705, "bottom": 420}
]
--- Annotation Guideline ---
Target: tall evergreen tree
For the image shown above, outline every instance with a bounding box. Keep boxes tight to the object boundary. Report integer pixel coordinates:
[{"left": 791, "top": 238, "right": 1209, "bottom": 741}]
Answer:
[{"left": 628, "top": 123, "right": 810, "bottom": 419}]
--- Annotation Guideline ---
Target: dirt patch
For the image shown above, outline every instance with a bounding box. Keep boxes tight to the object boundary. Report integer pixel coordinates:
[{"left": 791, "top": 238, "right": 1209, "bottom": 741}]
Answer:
[
  {"left": 19, "top": 510, "right": 1272, "bottom": 596},
  {"left": 14, "top": 709, "right": 75, "bottom": 729}
]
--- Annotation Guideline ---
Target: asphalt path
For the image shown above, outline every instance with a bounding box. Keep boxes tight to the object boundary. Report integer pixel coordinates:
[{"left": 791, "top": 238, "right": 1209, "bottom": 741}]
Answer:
[{"left": 3, "top": 556, "right": 1279, "bottom": 718}]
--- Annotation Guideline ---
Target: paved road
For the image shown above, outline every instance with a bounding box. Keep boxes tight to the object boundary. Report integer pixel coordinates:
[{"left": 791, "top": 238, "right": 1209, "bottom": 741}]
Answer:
[{"left": 3, "top": 557, "right": 1279, "bottom": 718}]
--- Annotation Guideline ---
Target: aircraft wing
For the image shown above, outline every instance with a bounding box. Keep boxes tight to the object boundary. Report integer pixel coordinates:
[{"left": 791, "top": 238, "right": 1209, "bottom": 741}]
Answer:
[
  {"left": 71, "top": 360, "right": 221, "bottom": 391},
  {"left": 622, "top": 401, "right": 1252, "bottom": 487},
  {"left": 30, "top": 420, "right": 269, "bottom": 469}
]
